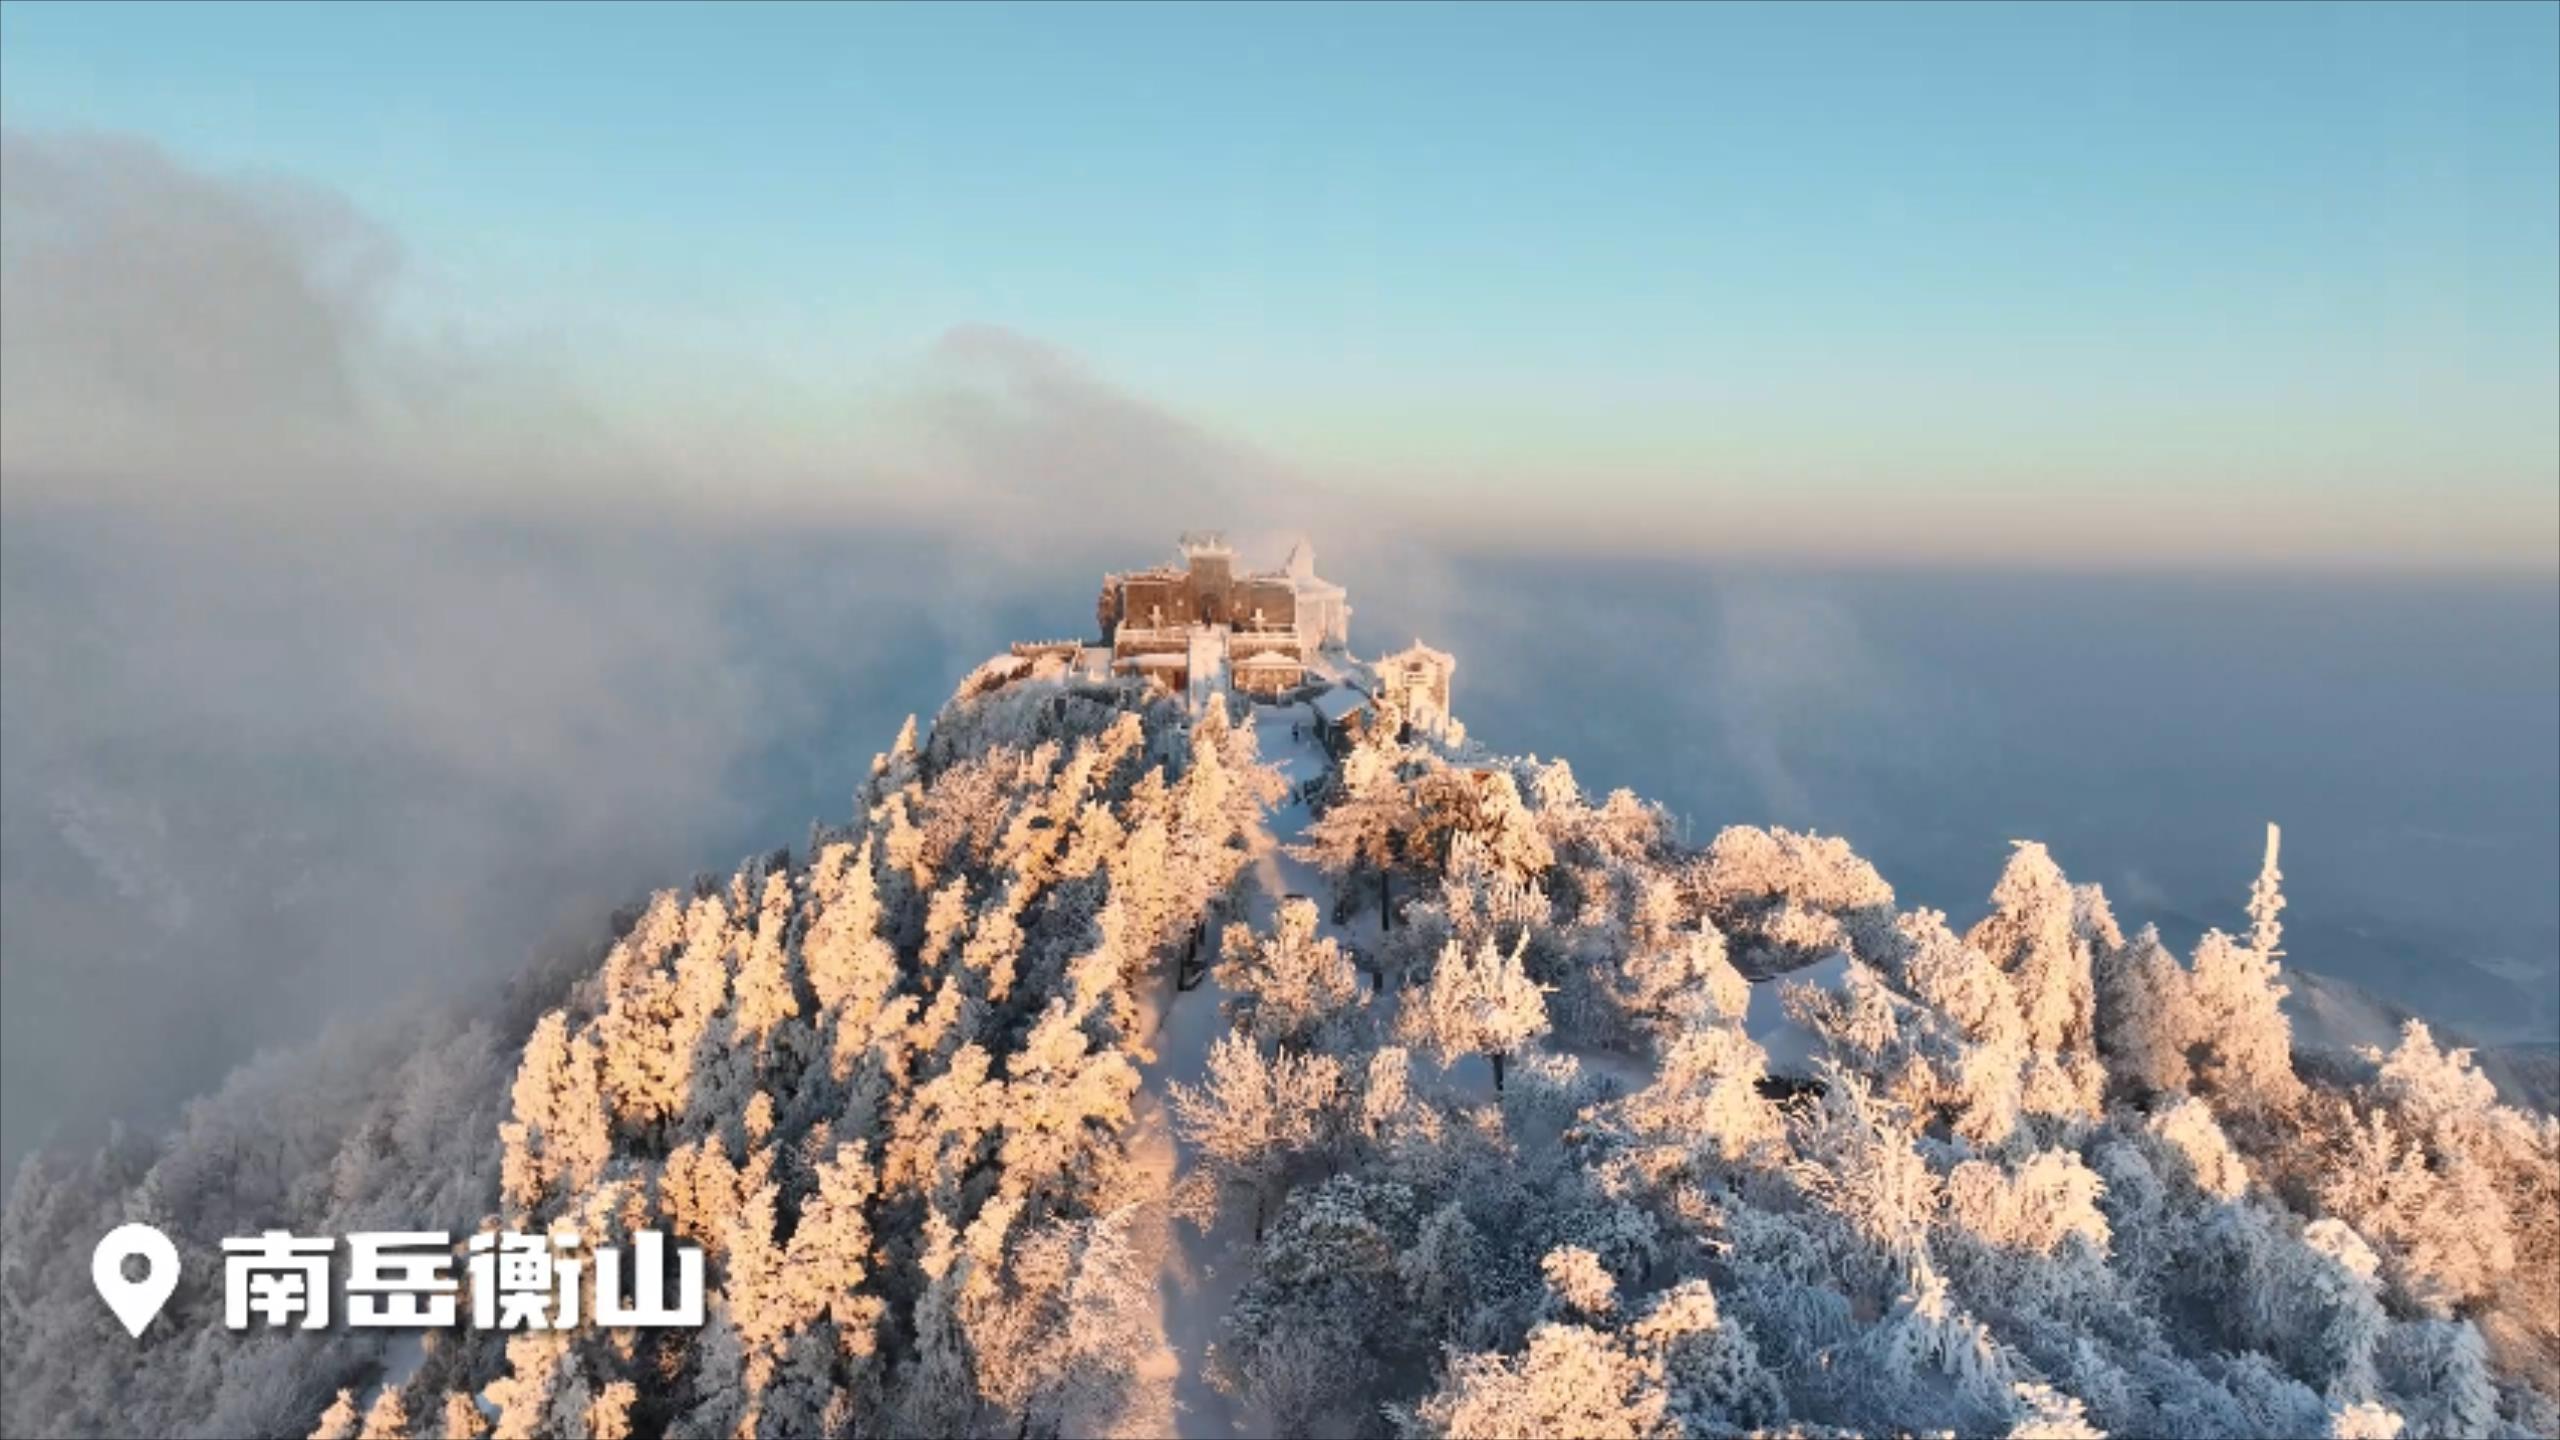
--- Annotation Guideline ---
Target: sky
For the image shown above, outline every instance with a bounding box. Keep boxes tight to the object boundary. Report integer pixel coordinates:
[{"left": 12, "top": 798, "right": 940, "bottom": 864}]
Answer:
[
  {"left": 1, "top": 1, "right": 2555, "bottom": 1161},
  {"left": 3, "top": 0, "right": 2555, "bottom": 568}
]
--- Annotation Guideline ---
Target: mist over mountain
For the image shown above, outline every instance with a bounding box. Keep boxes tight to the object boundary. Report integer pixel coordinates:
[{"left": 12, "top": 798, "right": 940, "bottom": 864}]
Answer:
[
  {"left": 10, "top": 514, "right": 2550, "bottom": 1172},
  {"left": 3, "top": 553, "right": 2554, "bottom": 1439},
  {"left": 3, "top": 86, "right": 2555, "bottom": 1437}
]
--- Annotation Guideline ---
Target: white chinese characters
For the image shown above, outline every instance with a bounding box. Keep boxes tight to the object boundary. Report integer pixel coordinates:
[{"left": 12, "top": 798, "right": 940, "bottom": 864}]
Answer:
[
  {"left": 223, "top": 1231, "right": 333, "bottom": 1329},
  {"left": 188, "top": 1227, "right": 700, "bottom": 1331}
]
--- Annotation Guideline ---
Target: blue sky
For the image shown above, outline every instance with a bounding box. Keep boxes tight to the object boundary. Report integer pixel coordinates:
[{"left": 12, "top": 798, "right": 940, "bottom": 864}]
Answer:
[{"left": 3, "top": 1, "right": 2555, "bottom": 565}]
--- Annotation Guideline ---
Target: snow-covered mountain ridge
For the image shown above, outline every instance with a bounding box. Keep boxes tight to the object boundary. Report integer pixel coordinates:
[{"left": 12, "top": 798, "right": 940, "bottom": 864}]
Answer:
[{"left": 3, "top": 625, "right": 2555, "bottom": 1440}]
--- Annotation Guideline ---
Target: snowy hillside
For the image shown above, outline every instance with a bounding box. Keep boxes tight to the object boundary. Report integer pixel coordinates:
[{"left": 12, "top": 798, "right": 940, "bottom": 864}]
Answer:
[{"left": 3, "top": 646, "right": 2556, "bottom": 1440}]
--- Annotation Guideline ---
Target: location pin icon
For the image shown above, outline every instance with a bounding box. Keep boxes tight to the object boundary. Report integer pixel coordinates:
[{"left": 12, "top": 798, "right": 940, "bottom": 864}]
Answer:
[{"left": 92, "top": 1223, "right": 180, "bottom": 1338}]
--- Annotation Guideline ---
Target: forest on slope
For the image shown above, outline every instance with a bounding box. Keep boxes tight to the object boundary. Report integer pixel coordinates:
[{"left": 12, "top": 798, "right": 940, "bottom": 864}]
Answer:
[{"left": 3, "top": 652, "right": 2555, "bottom": 1440}]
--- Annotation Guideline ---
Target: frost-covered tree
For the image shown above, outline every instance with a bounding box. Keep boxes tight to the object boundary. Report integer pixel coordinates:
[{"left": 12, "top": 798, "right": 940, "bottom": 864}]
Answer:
[
  {"left": 1610, "top": 885, "right": 1749, "bottom": 1044},
  {"left": 2191, "top": 927, "right": 2303, "bottom": 1119},
  {"left": 1169, "top": 1032, "right": 1342, "bottom": 1237},
  {"left": 2378, "top": 1318, "right": 2501, "bottom": 1440},
  {"left": 1968, "top": 842, "right": 2104, "bottom": 1122},
  {"left": 1292, "top": 739, "right": 1417, "bottom": 928},
  {"left": 1692, "top": 824, "right": 1896, "bottom": 973},
  {"left": 2095, "top": 923, "right": 2201, "bottom": 1098},
  {"left": 1870, "top": 908, "right": 2031, "bottom": 1146},
  {"left": 1850, "top": 1258, "right": 2021, "bottom": 1432},
  {"left": 1407, "top": 1323, "right": 1672, "bottom": 1439},
  {"left": 2329, "top": 1399, "right": 2409, "bottom": 1439},
  {"left": 2008, "top": 1380, "right": 2107, "bottom": 1439},
  {"left": 356, "top": 1386, "right": 409, "bottom": 1440},
  {"left": 434, "top": 1391, "right": 488, "bottom": 1440},
  {"left": 1220, "top": 1177, "right": 1423, "bottom": 1432},
  {"left": 1410, "top": 765, "right": 1554, "bottom": 884},
  {"left": 2149, "top": 1094, "right": 2254, "bottom": 1199},
  {"left": 1627, "top": 1279, "right": 1786, "bottom": 1433},
  {"left": 308, "top": 1390, "right": 360, "bottom": 1440},
  {"left": 11, "top": 642, "right": 2560, "bottom": 1440},
  {"left": 497, "top": 1011, "right": 611, "bottom": 1215},
  {"left": 1400, "top": 936, "right": 1552, "bottom": 1091},
  {"left": 1214, "top": 896, "right": 1362, "bottom": 1049},
  {"left": 998, "top": 998, "right": 1141, "bottom": 1212},
  {"left": 2249, "top": 822, "right": 2287, "bottom": 962}
]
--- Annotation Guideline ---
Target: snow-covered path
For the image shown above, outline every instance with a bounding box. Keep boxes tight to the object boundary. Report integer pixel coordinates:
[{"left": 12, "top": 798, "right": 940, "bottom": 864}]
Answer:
[{"left": 1127, "top": 704, "right": 1338, "bottom": 1439}]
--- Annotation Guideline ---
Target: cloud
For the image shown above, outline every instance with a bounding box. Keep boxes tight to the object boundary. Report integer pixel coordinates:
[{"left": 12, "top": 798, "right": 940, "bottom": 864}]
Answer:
[
  {"left": 0, "top": 128, "right": 428, "bottom": 502},
  {"left": 0, "top": 129, "right": 1290, "bottom": 1159},
  {"left": 1704, "top": 578, "right": 1887, "bottom": 821}
]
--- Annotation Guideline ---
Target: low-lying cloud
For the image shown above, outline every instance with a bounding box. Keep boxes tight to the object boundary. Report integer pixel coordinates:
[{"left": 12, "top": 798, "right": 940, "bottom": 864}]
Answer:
[
  {"left": 15, "top": 126, "right": 2545, "bottom": 1169},
  {"left": 0, "top": 128, "right": 1372, "bottom": 1160}
]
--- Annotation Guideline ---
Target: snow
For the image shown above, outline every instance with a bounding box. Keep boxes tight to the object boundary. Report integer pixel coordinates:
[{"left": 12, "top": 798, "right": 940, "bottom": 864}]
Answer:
[
  {"left": 1309, "top": 686, "right": 1368, "bottom": 723},
  {"left": 1745, "top": 951, "right": 1855, "bottom": 1077},
  {"left": 1126, "top": 704, "right": 1342, "bottom": 1437}
]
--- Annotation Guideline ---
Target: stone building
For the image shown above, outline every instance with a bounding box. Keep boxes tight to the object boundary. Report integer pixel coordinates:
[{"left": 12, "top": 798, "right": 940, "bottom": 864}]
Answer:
[
  {"left": 1097, "top": 533, "right": 1337, "bottom": 701},
  {"left": 1084, "top": 534, "right": 1457, "bottom": 733},
  {"left": 1282, "top": 540, "right": 1351, "bottom": 652},
  {"left": 1374, "top": 640, "right": 1457, "bottom": 738}
]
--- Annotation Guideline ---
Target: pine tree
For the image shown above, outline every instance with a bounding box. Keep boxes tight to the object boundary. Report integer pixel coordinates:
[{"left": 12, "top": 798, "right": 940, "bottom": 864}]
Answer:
[
  {"left": 2379, "top": 1319, "right": 2500, "bottom": 1439},
  {"left": 1629, "top": 1279, "right": 1786, "bottom": 1434},
  {"left": 2190, "top": 928, "right": 2302, "bottom": 1118},
  {"left": 1968, "top": 842, "right": 2103, "bottom": 1121},
  {"left": 498, "top": 1011, "right": 610, "bottom": 1214},
  {"left": 308, "top": 1390, "right": 360, "bottom": 1440},
  {"left": 2094, "top": 924, "right": 2200, "bottom": 1097},
  {"left": 999, "top": 998, "right": 1141, "bottom": 1211},
  {"left": 2249, "top": 822, "right": 2286, "bottom": 961},
  {"left": 358, "top": 1386, "right": 411, "bottom": 1440},
  {"left": 434, "top": 1391, "right": 488, "bottom": 1440}
]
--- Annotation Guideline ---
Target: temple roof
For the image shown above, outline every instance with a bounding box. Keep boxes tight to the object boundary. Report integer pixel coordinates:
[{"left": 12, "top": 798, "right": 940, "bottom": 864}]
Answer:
[
  {"left": 1382, "top": 639, "right": 1456, "bottom": 670},
  {"left": 1310, "top": 686, "right": 1370, "bottom": 721}
]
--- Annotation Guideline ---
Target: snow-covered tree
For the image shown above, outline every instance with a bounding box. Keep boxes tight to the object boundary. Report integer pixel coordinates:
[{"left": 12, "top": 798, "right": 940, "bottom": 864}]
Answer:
[
  {"left": 1627, "top": 1279, "right": 1785, "bottom": 1434},
  {"left": 2190, "top": 927, "right": 2303, "bottom": 1119},
  {"left": 1611, "top": 887, "right": 1749, "bottom": 1043},
  {"left": 2095, "top": 923, "right": 2200, "bottom": 1098},
  {"left": 2008, "top": 1380, "right": 2106, "bottom": 1439},
  {"left": 2329, "top": 1399, "right": 2409, "bottom": 1439},
  {"left": 2378, "top": 1318, "right": 2501, "bottom": 1439},
  {"left": 1408, "top": 1323, "right": 1672, "bottom": 1439},
  {"left": 2249, "top": 821, "right": 2287, "bottom": 962},
  {"left": 1400, "top": 936, "right": 1552, "bottom": 1091},
  {"left": 998, "top": 998, "right": 1141, "bottom": 1212},
  {"left": 1220, "top": 1177, "right": 1422, "bottom": 1432},
  {"left": 1410, "top": 765, "right": 1554, "bottom": 884},
  {"left": 356, "top": 1386, "right": 409, "bottom": 1440},
  {"left": 1214, "top": 896, "right": 1361, "bottom": 1049},
  {"left": 1292, "top": 739, "right": 1417, "bottom": 928},
  {"left": 1693, "top": 824, "right": 1896, "bottom": 972},
  {"left": 434, "top": 1392, "right": 488, "bottom": 1440},
  {"left": 1968, "top": 842, "right": 2104, "bottom": 1122},
  {"left": 497, "top": 1011, "right": 610, "bottom": 1215},
  {"left": 308, "top": 1390, "right": 360, "bottom": 1440},
  {"left": 11, "top": 634, "right": 2560, "bottom": 1440},
  {"left": 1169, "top": 1032, "right": 1342, "bottom": 1237}
]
